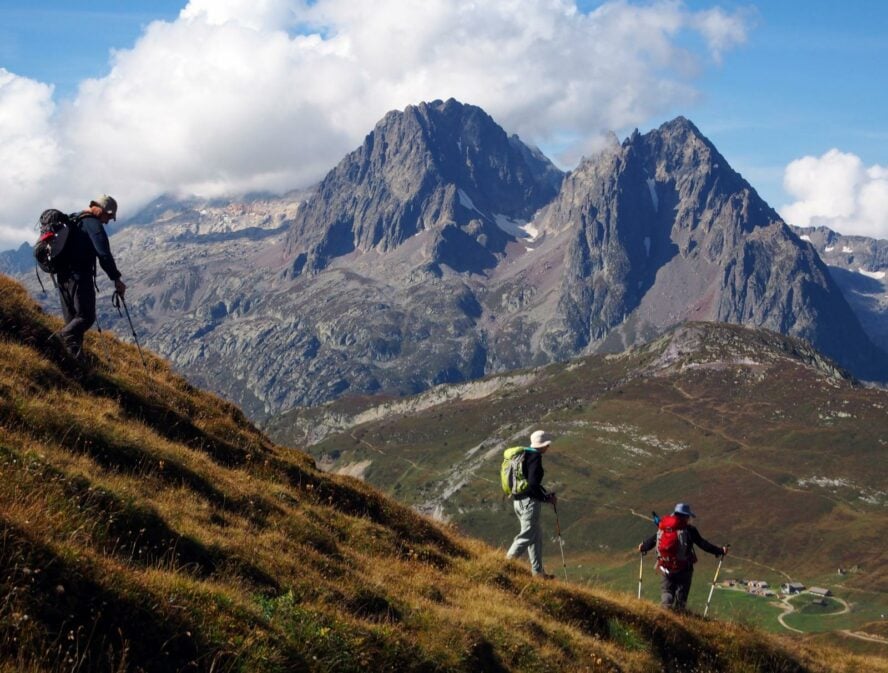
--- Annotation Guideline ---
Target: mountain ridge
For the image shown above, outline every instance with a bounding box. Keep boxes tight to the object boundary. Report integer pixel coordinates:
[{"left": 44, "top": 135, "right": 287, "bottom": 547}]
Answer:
[
  {"left": 266, "top": 320, "right": 856, "bottom": 447},
  {"left": 2, "top": 101, "right": 887, "bottom": 418}
]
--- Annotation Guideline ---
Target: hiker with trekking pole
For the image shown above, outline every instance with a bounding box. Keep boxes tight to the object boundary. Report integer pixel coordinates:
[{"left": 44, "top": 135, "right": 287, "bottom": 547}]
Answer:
[
  {"left": 636, "top": 503, "right": 728, "bottom": 612},
  {"left": 35, "top": 195, "right": 127, "bottom": 361},
  {"left": 501, "top": 430, "right": 560, "bottom": 579}
]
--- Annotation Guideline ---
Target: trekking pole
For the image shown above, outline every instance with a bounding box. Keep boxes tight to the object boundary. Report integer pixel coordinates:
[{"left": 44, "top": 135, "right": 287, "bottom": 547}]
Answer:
[
  {"left": 703, "top": 545, "right": 730, "bottom": 618},
  {"left": 112, "top": 290, "right": 149, "bottom": 373},
  {"left": 553, "top": 503, "right": 568, "bottom": 581},
  {"left": 637, "top": 553, "right": 644, "bottom": 599},
  {"left": 93, "top": 313, "right": 113, "bottom": 364}
]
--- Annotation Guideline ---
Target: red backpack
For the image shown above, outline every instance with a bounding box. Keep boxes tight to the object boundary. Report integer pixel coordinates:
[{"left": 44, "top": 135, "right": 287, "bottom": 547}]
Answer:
[{"left": 656, "top": 515, "right": 696, "bottom": 573}]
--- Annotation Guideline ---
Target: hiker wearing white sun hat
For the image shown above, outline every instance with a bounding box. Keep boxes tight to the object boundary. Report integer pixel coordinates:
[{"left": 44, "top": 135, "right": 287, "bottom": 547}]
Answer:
[{"left": 504, "top": 430, "right": 557, "bottom": 578}]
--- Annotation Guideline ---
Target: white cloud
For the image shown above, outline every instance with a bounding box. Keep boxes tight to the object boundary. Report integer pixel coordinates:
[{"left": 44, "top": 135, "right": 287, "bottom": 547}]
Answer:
[
  {"left": 179, "top": 0, "right": 299, "bottom": 31},
  {"left": 691, "top": 7, "right": 755, "bottom": 64},
  {"left": 0, "top": 0, "right": 751, "bottom": 251},
  {"left": 0, "top": 69, "right": 64, "bottom": 249},
  {"left": 780, "top": 149, "right": 888, "bottom": 240}
]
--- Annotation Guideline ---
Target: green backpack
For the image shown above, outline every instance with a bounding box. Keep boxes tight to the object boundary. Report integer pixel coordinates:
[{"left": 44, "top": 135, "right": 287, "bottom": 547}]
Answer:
[{"left": 501, "top": 446, "right": 529, "bottom": 495}]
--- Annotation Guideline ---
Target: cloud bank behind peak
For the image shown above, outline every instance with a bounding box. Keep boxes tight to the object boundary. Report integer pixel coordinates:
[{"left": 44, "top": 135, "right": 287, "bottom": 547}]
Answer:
[{"left": 0, "top": 0, "right": 751, "bottom": 250}]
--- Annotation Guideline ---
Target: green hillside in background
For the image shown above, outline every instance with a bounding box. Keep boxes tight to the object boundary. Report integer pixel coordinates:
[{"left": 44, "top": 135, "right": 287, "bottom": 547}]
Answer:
[
  {"left": 270, "top": 321, "right": 888, "bottom": 652},
  {"left": 1, "top": 272, "right": 885, "bottom": 673}
]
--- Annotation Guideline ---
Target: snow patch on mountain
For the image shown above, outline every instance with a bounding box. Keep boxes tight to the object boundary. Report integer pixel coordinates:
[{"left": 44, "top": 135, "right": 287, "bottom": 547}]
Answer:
[
  {"left": 494, "top": 213, "right": 539, "bottom": 241},
  {"left": 458, "top": 189, "right": 482, "bottom": 215},
  {"left": 646, "top": 178, "right": 658, "bottom": 212}
]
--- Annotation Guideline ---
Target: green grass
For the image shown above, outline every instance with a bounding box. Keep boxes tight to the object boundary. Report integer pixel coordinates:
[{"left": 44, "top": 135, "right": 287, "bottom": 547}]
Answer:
[
  {"left": 784, "top": 593, "right": 886, "bottom": 634},
  {"left": 562, "top": 553, "right": 888, "bottom": 643}
]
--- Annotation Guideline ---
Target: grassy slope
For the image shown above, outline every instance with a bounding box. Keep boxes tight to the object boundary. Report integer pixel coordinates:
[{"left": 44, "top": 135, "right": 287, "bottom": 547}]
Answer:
[
  {"left": 289, "top": 323, "right": 888, "bottom": 645},
  {"left": 0, "top": 273, "right": 884, "bottom": 673}
]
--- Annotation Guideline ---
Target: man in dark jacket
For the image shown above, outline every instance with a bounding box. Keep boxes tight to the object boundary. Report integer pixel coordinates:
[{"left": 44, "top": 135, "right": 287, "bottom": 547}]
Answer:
[
  {"left": 56, "top": 195, "right": 126, "bottom": 358},
  {"left": 505, "top": 430, "right": 557, "bottom": 578},
  {"left": 638, "top": 503, "right": 727, "bottom": 611}
]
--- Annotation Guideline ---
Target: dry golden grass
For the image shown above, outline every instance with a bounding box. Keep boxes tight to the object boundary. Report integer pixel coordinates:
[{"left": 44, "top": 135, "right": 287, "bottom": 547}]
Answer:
[{"left": 1, "top": 273, "right": 885, "bottom": 672}]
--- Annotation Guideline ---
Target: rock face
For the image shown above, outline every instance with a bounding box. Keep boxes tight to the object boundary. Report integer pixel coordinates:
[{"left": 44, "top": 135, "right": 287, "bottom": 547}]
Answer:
[
  {"left": 4, "top": 103, "right": 887, "bottom": 419},
  {"left": 526, "top": 117, "right": 887, "bottom": 381},
  {"left": 0, "top": 242, "right": 32, "bottom": 275},
  {"left": 790, "top": 225, "right": 888, "bottom": 355},
  {"left": 284, "top": 98, "right": 561, "bottom": 276}
]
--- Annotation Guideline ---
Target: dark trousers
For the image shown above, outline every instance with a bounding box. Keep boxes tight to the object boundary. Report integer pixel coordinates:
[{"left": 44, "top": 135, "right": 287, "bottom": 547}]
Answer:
[
  {"left": 660, "top": 568, "right": 693, "bottom": 611},
  {"left": 57, "top": 275, "right": 96, "bottom": 357}
]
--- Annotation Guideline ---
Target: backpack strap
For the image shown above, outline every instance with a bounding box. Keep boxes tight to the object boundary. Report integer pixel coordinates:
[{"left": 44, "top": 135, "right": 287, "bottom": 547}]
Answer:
[{"left": 35, "top": 265, "right": 47, "bottom": 293}]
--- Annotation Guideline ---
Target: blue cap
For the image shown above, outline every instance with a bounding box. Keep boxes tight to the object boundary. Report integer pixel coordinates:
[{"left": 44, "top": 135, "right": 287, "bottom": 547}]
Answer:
[{"left": 673, "top": 503, "right": 696, "bottom": 517}]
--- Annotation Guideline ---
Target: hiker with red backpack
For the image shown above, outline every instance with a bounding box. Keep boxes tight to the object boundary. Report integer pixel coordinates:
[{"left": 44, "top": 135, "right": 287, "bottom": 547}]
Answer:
[
  {"left": 637, "top": 503, "right": 728, "bottom": 611},
  {"left": 503, "top": 430, "right": 558, "bottom": 579},
  {"left": 42, "top": 195, "right": 126, "bottom": 359}
]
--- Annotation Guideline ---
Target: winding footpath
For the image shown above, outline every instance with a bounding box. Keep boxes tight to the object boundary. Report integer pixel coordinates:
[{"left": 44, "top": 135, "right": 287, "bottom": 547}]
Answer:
[{"left": 772, "top": 593, "right": 854, "bottom": 636}]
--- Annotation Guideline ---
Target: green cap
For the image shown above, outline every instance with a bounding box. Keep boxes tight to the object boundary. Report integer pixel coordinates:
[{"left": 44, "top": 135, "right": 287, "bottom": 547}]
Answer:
[{"left": 90, "top": 194, "right": 118, "bottom": 220}]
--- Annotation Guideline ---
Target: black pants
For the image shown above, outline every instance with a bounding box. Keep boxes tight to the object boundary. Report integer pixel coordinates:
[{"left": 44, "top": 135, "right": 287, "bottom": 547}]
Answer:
[
  {"left": 57, "top": 275, "right": 96, "bottom": 357},
  {"left": 660, "top": 568, "right": 693, "bottom": 611}
]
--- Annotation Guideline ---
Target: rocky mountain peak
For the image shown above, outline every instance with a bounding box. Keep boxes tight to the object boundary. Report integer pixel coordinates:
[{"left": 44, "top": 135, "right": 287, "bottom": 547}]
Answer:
[
  {"left": 283, "top": 98, "right": 563, "bottom": 276},
  {"left": 532, "top": 116, "right": 888, "bottom": 381}
]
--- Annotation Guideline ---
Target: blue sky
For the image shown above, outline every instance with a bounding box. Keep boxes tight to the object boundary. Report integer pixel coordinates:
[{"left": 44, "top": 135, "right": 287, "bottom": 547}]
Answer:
[
  {"left": 0, "top": 3, "right": 182, "bottom": 95},
  {"left": 679, "top": 0, "right": 888, "bottom": 202},
  {"left": 1, "top": 1, "right": 886, "bottom": 249}
]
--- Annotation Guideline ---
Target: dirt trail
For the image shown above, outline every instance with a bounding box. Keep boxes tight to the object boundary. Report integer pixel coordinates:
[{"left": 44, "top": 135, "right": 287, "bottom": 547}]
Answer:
[
  {"left": 662, "top": 382, "right": 860, "bottom": 512},
  {"left": 775, "top": 594, "right": 850, "bottom": 633},
  {"left": 776, "top": 598, "right": 804, "bottom": 633},
  {"left": 839, "top": 630, "right": 888, "bottom": 644},
  {"left": 727, "top": 553, "right": 793, "bottom": 581}
]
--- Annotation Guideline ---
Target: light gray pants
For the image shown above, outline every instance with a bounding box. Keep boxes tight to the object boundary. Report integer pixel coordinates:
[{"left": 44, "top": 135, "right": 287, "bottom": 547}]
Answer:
[{"left": 506, "top": 497, "right": 544, "bottom": 574}]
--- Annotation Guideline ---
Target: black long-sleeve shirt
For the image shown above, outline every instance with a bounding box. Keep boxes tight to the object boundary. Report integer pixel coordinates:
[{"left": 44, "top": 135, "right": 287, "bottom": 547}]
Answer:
[
  {"left": 63, "top": 214, "right": 121, "bottom": 281},
  {"left": 640, "top": 525, "right": 723, "bottom": 567},
  {"left": 514, "top": 449, "right": 550, "bottom": 502}
]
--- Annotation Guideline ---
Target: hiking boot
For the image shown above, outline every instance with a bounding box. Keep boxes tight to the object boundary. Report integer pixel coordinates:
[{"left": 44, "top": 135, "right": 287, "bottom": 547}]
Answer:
[
  {"left": 48, "top": 332, "right": 93, "bottom": 376},
  {"left": 49, "top": 331, "right": 79, "bottom": 359}
]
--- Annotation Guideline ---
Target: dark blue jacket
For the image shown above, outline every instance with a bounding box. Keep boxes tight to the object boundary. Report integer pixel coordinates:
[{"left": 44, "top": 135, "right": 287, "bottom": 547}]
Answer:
[{"left": 61, "top": 214, "right": 121, "bottom": 281}]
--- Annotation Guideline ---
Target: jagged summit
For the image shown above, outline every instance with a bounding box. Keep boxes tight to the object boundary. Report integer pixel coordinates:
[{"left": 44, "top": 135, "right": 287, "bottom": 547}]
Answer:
[
  {"left": 789, "top": 222, "right": 888, "bottom": 356},
  {"left": 284, "top": 98, "right": 563, "bottom": 276},
  {"left": 532, "top": 113, "right": 888, "bottom": 381}
]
